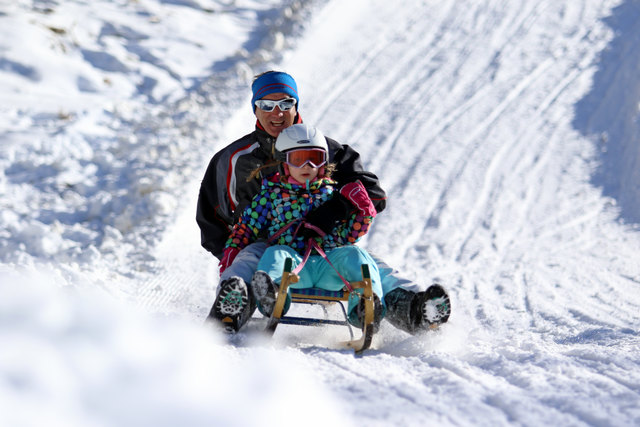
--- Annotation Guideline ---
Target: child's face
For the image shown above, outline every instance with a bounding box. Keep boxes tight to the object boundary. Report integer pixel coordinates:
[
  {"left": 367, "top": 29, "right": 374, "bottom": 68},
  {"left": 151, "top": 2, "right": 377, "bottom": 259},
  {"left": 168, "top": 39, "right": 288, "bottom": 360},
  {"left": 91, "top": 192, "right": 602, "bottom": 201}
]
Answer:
[{"left": 288, "top": 163, "right": 319, "bottom": 184}]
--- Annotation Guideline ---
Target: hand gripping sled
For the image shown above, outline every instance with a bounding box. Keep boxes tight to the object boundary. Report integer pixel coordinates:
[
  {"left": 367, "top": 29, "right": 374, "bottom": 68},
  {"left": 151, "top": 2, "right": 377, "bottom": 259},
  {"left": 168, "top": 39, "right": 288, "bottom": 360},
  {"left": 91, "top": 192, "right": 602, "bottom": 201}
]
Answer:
[{"left": 265, "top": 258, "right": 376, "bottom": 354}]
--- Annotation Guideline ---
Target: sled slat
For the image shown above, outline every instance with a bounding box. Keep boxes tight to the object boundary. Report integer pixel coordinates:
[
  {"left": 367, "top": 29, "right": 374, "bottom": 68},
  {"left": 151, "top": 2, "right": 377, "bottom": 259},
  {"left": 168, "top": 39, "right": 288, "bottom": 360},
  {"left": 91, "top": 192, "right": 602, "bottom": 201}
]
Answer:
[{"left": 279, "top": 316, "right": 350, "bottom": 327}]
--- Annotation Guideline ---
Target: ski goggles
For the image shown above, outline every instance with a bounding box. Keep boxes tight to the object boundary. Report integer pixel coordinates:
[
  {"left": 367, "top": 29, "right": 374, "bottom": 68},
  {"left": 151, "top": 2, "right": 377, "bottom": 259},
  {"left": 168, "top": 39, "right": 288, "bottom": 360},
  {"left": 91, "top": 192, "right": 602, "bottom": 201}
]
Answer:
[
  {"left": 254, "top": 98, "right": 297, "bottom": 112},
  {"left": 285, "top": 148, "right": 327, "bottom": 168}
]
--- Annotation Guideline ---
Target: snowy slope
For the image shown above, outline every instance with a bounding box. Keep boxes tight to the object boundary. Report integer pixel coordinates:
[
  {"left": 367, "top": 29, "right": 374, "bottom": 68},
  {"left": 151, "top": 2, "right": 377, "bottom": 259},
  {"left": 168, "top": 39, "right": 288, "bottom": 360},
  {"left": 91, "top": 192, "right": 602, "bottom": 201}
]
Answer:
[{"left": 2, "top": 0, "right": 640, "bottom": 426}]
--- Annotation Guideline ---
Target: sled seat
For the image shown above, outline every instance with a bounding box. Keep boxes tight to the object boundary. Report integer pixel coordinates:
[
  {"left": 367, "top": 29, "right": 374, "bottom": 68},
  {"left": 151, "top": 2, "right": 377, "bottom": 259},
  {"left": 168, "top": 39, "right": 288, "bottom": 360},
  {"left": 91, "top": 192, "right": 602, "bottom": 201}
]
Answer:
[
  {"left": 266, "top": 258, "right": 376, "bottom": 354},
  {"left": 289, "top": 288, "right": 347, "bottom": 299}
]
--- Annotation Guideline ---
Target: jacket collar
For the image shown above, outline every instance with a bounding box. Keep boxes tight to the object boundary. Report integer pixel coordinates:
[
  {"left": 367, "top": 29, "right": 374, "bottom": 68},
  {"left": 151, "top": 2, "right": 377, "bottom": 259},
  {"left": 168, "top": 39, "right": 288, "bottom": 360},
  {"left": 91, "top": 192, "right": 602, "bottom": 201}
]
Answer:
[
  {"left": 254, "top": 113, "right": 304, "bottom": 153},
  {"left": 265, "top": 172, "right": 335, "bottom": 192}
]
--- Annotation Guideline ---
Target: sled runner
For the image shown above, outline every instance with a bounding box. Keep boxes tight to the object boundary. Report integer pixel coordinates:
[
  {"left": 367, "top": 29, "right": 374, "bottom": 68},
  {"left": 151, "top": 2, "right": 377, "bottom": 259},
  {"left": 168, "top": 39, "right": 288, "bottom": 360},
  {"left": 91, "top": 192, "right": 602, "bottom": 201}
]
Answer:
[{"left": 265, "top": 258, "right": 376, "bottom": 354}]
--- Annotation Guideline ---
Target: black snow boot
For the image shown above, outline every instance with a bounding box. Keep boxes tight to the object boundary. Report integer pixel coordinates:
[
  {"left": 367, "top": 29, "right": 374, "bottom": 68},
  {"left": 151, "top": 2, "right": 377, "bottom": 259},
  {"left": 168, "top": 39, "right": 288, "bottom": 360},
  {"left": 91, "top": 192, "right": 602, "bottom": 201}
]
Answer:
[
  {"left": 207, "top": 276, "right": 255, "bottom": 333},
  {"left": 384, "top": 285, "right": 451, "bottom": 334}
]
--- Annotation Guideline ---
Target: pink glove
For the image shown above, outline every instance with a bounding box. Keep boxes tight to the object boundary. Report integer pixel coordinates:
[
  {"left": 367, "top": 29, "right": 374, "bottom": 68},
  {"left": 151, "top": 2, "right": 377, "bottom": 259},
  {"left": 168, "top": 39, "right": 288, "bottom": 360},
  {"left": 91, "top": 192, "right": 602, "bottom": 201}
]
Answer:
[
  {"left": 219, "top": 247, "right": 240, "bottom": 273},
  {"left": 340, "top": 181, "right": 376, "bottom": 218}
]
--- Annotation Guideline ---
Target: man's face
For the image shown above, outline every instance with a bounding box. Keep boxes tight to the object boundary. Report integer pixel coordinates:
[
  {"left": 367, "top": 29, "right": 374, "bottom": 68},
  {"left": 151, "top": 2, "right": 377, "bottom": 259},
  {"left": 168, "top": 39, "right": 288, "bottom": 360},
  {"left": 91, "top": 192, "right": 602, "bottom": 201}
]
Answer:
[{"left": 254, "top": 92, "right": 297, "bottom": 137}]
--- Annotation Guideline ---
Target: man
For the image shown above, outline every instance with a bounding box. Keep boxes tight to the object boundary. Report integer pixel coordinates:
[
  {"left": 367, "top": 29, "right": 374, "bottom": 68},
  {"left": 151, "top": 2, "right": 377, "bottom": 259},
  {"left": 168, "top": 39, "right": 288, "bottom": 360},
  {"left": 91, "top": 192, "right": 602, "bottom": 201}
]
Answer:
[{"left": 196, "top": 71, "right": 450, "bottom": 333}]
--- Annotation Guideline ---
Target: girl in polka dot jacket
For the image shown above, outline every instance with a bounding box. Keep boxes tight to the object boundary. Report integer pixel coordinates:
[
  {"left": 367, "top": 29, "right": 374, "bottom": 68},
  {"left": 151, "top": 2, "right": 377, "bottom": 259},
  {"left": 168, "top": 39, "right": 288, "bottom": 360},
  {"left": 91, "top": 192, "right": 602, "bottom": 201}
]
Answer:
[{"left": 220, "top": 124, "right": 384, "bottom": 327}]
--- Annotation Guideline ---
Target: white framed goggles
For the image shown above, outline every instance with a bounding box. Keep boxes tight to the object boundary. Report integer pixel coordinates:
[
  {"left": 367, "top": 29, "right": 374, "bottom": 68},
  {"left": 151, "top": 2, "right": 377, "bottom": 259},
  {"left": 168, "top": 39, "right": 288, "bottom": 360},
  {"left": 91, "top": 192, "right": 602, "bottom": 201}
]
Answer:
[
  {"left": 254, "top": 98, "right": 297, "bottom": 112},
  {"left": 285, "top": 148, "right": 327, "bottom": 168}
]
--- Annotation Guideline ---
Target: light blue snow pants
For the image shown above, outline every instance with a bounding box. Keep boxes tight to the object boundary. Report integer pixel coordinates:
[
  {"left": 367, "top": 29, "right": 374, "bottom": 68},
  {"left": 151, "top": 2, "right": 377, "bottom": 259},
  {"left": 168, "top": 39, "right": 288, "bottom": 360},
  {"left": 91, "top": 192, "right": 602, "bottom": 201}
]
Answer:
[
  {"left": 257, "top": 244, "right": 383, "bottom": 316},
  {"left": 219, "top": 242, "right": 421, "bottom": 296}
]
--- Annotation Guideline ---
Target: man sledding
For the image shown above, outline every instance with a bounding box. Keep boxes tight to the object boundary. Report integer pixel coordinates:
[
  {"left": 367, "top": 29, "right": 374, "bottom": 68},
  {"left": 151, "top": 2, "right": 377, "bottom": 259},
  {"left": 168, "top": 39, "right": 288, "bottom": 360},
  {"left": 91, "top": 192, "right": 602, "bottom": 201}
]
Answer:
[{"left": 196, "top": 71, "right": 451, "bottom": 339}]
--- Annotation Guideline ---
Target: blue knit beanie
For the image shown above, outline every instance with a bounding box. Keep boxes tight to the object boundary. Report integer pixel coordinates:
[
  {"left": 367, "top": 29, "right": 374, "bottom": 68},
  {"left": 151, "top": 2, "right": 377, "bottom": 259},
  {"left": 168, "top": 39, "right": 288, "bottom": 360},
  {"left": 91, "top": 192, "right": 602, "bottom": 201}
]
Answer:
[{"left": 251, "top": 71, "right": 299, "bottom": 112}]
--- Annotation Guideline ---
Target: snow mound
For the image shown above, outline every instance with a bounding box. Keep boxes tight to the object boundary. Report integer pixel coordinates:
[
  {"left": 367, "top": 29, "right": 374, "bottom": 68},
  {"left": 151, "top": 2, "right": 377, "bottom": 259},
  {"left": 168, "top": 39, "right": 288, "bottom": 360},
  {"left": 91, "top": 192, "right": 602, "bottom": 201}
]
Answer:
[{"left": 0, "top": 0, "right": 319, "bottom": 272}]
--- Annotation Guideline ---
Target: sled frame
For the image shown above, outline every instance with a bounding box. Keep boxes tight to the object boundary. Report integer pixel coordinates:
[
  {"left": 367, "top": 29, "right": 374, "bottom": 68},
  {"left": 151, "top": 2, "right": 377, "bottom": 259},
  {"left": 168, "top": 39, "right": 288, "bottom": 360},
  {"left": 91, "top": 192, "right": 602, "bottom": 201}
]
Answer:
[{"left": 265, "top": 258, "right": 375, "bottom": 354}]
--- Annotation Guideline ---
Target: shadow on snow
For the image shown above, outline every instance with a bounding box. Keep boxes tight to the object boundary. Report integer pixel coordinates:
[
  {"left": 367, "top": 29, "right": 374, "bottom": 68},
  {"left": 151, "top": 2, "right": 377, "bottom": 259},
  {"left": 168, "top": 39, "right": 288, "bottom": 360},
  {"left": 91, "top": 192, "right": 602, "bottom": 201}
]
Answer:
[{"left": 572, "top": 0, "right": 640, "bottom": 225}]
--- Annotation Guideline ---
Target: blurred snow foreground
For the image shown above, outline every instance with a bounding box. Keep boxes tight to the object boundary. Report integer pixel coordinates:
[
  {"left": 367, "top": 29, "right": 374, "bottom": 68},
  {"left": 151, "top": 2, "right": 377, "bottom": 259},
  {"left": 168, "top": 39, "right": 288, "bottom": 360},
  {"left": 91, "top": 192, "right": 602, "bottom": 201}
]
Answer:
[{"left": 0, "top": 270, "right": 348, "bottom": 427}]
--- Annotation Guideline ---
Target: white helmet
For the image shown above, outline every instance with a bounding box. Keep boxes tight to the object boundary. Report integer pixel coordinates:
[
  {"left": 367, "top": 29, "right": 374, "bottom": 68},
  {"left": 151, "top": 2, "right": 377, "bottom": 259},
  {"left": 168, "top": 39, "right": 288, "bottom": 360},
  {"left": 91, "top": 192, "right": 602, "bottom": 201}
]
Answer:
[{"left": 275, "top": 123, "right": 328, "bottom": 155}]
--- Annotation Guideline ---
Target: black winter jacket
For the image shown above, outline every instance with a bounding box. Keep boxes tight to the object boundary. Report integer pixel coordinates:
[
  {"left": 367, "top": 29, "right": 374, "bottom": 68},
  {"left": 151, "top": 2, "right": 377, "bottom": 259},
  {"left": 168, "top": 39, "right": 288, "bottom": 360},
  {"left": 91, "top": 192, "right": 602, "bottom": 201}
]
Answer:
[{"left": 196, "top": 120, "right": 387, "bottom": 259}]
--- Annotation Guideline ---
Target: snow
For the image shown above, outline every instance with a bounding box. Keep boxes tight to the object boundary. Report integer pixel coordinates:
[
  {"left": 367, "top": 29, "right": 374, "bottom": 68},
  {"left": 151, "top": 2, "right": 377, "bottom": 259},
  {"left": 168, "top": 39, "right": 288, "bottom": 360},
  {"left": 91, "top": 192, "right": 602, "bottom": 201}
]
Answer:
[{"left": 1, "top": 0, "right": 639, "bottom": 426}]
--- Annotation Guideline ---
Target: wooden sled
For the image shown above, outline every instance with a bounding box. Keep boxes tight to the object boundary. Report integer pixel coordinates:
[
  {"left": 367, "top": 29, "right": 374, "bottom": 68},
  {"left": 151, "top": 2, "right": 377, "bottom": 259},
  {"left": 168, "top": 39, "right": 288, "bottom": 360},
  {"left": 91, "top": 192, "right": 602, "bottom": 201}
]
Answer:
[{"left": 265, "top": 258, "right": 376, "bottom": 354}]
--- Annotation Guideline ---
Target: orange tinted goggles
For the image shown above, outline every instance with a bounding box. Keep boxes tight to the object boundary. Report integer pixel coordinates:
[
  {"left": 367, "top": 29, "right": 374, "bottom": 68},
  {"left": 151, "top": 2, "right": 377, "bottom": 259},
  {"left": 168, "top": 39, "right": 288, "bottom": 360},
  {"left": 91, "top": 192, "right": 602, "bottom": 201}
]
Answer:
[{"left": 285, "top": 148, "right": 327, "bottom": 168}]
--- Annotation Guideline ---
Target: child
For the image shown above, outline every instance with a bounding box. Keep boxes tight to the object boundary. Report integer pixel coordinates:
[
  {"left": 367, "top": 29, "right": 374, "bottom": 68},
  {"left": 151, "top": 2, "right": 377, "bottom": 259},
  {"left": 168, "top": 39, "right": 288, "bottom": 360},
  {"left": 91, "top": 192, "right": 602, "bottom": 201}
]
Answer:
[{"left": 214, "top": 123, "right": 383, "bottom": 332}]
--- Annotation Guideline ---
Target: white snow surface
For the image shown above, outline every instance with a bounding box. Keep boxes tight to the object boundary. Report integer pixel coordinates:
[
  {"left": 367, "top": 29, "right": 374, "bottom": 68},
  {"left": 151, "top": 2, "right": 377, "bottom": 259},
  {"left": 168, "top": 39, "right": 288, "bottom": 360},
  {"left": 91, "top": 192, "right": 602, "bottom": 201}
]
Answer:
[{"left": 2, "top": 0, "right": 640, "bottom": 426}]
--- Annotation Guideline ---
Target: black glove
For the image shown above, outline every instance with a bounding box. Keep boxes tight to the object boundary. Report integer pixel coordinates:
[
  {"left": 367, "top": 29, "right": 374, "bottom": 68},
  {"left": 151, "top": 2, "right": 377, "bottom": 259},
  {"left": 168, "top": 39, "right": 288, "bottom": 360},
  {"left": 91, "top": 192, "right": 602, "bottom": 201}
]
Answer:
[{"left": 301, "top": 194, "right": 352, "bottom": 240}]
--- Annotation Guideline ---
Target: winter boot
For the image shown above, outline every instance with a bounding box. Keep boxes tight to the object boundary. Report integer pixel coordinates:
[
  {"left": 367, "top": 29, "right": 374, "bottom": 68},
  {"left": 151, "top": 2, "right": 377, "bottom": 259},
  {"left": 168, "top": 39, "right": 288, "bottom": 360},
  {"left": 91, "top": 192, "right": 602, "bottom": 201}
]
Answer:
[
  {"left": 207, "top": 276, "right": 255, "bottom": 333},
  {"left": 250, "top": 270, "right": 280, "bottom": 317},
  {"left": 384, "top": 285, "right": 451, "bottom": 334},
  {"left": 349, "top": 293, "right": 383, "bottom": 333},
  {"left": 420, "top": 284, "right": 451, "bottom": 327}
]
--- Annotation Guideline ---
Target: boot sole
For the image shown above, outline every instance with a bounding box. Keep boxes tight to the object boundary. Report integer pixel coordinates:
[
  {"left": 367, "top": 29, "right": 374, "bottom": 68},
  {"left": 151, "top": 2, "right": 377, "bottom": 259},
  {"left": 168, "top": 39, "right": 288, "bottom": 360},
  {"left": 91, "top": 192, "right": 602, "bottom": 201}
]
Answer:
[
  {"left": 213, "top": 278, "right": 249, "bottom": 332},
  {"left": 422, "top": 284, "right": 451, "bottom": 325},
  {"left": 251, "top": 271, "right": 277, "bottom": 317}
]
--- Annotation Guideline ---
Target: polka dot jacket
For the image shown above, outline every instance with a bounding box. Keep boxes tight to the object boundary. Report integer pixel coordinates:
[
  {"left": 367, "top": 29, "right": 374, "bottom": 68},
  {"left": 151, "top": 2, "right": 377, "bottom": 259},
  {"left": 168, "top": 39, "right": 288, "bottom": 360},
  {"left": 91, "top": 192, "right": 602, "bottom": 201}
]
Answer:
[{"left": 225, "top": 173, "right": 374, "bottom": 254}]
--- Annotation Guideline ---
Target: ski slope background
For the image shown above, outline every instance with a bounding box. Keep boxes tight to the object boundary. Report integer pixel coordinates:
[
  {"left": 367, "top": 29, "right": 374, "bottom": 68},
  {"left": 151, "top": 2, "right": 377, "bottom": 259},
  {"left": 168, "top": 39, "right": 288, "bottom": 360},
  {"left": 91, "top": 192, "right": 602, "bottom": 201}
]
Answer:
[{"left": 2, "top": 0, "right": 640, "bottom": 425}]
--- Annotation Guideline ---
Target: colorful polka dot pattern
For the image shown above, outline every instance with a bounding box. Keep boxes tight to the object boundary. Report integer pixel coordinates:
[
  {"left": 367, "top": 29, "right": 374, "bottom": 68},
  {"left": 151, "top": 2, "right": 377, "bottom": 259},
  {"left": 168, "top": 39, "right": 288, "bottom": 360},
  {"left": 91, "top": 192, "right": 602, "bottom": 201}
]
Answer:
[{"left": 225, "top": 174, "right": 375, "bottom": 254}]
